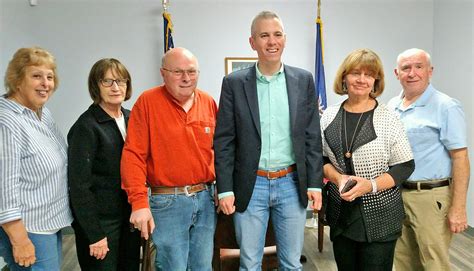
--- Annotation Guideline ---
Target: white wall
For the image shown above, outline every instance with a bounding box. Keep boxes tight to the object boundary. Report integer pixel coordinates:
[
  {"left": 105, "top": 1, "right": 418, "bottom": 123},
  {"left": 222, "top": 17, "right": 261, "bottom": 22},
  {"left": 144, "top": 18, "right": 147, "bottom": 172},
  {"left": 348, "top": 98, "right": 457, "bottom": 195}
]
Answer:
[
  {"left": 0, "top": 0, "right": 472, "bottom": 225},
  {"left": 432, "top": 0, "right": 474, "bottom": 226}
]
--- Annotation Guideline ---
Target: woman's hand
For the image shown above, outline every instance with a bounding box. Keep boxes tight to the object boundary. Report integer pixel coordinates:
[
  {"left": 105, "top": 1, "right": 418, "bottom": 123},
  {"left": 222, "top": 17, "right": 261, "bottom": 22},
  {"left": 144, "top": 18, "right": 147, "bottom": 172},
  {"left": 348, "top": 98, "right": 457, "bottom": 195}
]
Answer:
[
  {"left": 337, "top": 174, "right": 352, "bottom": 192},
  {"left": 11, "top": 237, "right": 36, "bottom": 267},
  {"left": 2, "top": 220, "right": 36, "bottom": 267},
  {"left": 89, "top": 237, "right": 109, "bottom": 260},
  {"left": 340, "top": 176, "right": 372, "bottom": 202}
]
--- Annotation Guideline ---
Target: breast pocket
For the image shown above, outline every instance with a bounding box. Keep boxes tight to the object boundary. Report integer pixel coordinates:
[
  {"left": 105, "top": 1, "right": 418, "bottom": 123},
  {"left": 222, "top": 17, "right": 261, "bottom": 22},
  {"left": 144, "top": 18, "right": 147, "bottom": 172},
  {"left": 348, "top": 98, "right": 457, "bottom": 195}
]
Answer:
[
  {"left": 193, "top": 121, "right": 215, "bottom": 150},
  {"left": 407, "top": 127, "right": 439, "bottom": 152}
]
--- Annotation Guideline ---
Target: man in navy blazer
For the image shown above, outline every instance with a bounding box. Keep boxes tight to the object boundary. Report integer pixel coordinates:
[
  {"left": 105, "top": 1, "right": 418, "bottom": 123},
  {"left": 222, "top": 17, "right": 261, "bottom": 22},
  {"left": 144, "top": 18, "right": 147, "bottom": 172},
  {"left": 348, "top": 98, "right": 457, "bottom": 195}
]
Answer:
[{"left": 214, "top": 11, "right": 323, "bottom": 270}]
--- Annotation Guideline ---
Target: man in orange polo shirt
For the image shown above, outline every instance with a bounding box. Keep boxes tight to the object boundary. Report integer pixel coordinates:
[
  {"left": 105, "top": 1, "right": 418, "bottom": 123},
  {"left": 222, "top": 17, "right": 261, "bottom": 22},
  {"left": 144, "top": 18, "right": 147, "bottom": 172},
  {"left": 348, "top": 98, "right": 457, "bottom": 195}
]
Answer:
[{"left": 121, "top": 47, "right": 217, "bottom": 270}]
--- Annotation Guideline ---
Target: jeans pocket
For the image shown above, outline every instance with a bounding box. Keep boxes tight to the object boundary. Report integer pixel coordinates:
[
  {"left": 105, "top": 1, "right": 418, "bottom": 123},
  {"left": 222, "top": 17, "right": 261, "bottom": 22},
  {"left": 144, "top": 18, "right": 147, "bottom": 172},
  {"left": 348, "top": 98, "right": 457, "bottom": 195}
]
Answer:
[
  {"left": 149, "top": 194, "right": 176, "bottom": 211},
  {"left": 207, "top": 185, "right": 216, "bottom": 203},
  {"left": 287, "top": 171, "right": 299, "bottom": 183}
]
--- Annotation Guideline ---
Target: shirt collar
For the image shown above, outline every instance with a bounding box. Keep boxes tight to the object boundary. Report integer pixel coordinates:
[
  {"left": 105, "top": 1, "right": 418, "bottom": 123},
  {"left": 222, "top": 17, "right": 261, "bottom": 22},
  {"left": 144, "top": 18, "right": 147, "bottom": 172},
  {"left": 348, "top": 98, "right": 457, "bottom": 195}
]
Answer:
[
  {"left": 256, "top": 62, "right": 284, "bottom": 83},
  {"left": 0, "top": 95, "right": 37, "bottom": 114},
  {"left": 413, "top": 84, "right": 435, "bottom": 106},
  {"left": 394, "top": 84, "right": 434, "bottom": 110}
]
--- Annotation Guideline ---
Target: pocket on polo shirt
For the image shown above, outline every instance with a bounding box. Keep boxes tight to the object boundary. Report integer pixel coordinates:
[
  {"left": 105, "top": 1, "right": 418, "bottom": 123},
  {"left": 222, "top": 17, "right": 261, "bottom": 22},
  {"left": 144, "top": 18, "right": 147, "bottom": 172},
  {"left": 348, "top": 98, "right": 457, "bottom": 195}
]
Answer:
[{"left": 194, "top": 121, "right": 215, "bottom": 149}]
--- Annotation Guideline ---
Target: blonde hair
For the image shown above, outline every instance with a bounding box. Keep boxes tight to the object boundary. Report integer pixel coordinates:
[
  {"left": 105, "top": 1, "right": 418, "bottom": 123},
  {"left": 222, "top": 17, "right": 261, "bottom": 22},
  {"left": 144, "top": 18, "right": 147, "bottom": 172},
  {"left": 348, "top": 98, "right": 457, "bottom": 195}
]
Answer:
[
  {"left": 4, "top": 47, "right": 58, "bottom": 96},
  {"left": 333, "top": 48, "right": 385, "bottom": 98}
]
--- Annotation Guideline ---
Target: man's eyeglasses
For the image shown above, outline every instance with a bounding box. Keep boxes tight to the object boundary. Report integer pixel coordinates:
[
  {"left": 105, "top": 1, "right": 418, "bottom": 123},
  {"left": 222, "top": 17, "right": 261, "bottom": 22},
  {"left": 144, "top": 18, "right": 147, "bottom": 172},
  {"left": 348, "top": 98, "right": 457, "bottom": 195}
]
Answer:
[
  {"left": 100, "top": 78, "right": 128, "bottom": 87},
  {"left": 162, "top": 68, "right": 199, "bottom": 78}
]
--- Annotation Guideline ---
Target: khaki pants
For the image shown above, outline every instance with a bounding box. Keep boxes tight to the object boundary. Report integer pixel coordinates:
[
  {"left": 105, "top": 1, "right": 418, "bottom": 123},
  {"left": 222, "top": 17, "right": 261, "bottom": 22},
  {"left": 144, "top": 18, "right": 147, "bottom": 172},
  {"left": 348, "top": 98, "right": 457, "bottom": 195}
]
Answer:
[{"left": 395, "top": 186, "right": 452, "bottom": 271}]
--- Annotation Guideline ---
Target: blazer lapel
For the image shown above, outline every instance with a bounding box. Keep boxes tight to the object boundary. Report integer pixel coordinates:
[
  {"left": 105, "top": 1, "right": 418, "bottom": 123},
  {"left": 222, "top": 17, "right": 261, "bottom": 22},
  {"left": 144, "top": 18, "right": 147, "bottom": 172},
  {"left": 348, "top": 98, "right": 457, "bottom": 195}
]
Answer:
[
  {"left": 284, "top": 66, "right": 298, "bottom": 132},
  {"left": 243, "top": 66, "right": 261, "bottom": 137}
]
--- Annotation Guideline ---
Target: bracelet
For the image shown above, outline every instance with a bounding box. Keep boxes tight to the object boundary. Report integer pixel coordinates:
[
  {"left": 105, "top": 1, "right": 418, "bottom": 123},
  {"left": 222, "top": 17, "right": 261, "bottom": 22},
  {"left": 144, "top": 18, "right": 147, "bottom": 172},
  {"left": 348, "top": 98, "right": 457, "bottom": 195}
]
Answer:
[{"left": 370, "top": 179, "right": 377, "bottom": 194}]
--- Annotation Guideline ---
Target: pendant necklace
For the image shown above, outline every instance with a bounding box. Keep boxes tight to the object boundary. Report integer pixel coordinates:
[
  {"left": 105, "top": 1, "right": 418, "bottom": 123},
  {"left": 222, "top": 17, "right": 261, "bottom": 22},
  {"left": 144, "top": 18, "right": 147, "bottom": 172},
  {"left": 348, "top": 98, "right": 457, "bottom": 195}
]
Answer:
[{"left": 343, "top": 109, "right": 364, "bottom": 159}]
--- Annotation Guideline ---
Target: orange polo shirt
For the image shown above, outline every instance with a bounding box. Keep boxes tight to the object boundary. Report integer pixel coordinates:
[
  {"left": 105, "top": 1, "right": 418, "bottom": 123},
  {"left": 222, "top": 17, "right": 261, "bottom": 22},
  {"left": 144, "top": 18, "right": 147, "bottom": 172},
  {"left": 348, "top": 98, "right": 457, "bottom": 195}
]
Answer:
[{"left": 121, "top": 85, "right": 217, "bottom": 210}]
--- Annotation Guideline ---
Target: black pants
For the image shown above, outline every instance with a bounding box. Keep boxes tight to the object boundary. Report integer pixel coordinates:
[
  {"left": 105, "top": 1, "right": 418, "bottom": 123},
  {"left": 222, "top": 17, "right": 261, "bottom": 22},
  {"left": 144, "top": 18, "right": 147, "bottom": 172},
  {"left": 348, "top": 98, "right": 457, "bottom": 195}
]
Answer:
[
  {"left": 73, "top": 218, "right": 141, "bottom": 271},
  {"left": 332, "top": 235, "right": 397, "bottom": 271}
]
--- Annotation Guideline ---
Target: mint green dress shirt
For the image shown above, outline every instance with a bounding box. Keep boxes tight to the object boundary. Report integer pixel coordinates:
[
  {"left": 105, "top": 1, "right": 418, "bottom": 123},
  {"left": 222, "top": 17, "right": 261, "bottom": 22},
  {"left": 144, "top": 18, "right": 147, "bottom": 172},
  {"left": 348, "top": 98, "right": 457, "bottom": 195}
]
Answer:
[{"left": 255, "top": 64, "right": 296, "bottom": 170}]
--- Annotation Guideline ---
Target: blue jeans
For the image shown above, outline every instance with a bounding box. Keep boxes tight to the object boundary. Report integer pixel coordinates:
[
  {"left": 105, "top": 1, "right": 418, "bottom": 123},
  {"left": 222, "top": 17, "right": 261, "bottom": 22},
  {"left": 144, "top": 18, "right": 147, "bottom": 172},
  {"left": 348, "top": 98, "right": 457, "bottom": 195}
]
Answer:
[
  {"left": 150, "top": 184, "right": 217, "bottom": 271},
  {"left": 234, "top": 172, "right": 306, "bottom": 271},
  {"left": 0, "top": 228, "right": 62, "bottom": 271}
]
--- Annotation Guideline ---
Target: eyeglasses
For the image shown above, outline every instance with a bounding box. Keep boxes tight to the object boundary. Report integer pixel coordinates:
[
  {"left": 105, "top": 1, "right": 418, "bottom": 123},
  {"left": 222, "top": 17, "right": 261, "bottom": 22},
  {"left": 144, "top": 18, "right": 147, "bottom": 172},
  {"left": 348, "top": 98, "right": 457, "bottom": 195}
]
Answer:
[
  {"left": 162, "top": 68, "right": 199, "bottom": 78},
  {"left": 100, "top": 78, "right": 128, "bottom": 87}
]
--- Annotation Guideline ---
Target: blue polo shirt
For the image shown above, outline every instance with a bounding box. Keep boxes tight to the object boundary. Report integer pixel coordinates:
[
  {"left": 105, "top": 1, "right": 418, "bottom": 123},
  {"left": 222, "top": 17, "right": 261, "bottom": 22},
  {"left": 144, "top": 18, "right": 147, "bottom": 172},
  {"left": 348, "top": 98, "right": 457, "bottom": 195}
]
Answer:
[{"left": 387, "top": 84, "right": 467, "bottom": 181}]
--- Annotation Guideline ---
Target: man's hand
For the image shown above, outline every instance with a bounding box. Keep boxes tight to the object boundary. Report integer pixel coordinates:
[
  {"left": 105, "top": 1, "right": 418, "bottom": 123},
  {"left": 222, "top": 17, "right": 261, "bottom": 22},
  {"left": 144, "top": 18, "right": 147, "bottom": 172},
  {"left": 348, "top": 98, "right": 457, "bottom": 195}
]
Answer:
[
  {"left": 307, "top": 190, "right": 322, "bottom": 210},
  {"left": 130, "top": 208, "right": 155, "bottom": 240},
  {"left": 448, "top": 206, "right": 468, "bottom": 233},
  {"left": 218, "top": 195, "right": 236, "bottom": 215},
  {"left": 448, "top": 148, "right": 470, "bottom": 234},
  {"left": 89, "top": 237, "right": 109, "bottom": 260}
]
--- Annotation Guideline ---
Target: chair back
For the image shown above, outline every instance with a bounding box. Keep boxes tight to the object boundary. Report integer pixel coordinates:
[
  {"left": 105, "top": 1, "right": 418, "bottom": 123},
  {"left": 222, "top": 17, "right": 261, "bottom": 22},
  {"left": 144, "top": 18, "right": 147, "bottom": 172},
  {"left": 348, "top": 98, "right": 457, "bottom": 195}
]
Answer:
[{"left": 212, "top": 213, "right": 278, "bottom": 271}]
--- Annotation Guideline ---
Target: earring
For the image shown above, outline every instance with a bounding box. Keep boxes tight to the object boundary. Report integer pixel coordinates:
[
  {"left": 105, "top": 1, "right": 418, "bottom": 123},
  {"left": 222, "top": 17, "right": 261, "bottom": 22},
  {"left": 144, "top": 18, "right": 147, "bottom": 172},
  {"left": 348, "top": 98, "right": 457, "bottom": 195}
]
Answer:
[{"left": 342, "top": 82, "right": 348, "bottom": 93}]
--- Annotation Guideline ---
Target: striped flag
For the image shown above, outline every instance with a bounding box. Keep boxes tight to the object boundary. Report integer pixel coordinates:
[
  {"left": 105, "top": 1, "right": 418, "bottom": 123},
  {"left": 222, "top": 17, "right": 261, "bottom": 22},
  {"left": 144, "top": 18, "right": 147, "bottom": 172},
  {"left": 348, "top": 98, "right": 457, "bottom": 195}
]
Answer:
[
  {"left": 315, "top": 17, "right": 327, "bottom": 109},
  {"left": 163, "top": 11, "right": 174, "bottom": 53}
]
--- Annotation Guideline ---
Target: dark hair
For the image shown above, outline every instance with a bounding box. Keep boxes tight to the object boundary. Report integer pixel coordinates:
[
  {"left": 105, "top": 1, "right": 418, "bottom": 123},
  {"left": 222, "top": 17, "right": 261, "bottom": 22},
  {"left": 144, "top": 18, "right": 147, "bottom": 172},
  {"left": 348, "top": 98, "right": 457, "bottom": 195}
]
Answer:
[{"left": 88, "top": 58, "right": 132, "bottom": 104}]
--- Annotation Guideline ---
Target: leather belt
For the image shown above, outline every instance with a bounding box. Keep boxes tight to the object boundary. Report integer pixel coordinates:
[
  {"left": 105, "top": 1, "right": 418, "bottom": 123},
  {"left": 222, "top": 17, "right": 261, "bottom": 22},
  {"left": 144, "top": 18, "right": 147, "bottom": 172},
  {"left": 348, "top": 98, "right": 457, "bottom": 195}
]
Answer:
[
  {"left": 150, "top": 183, "right": 210, "bottom": 196},
  {"left": 402, "top": 178, "right": 451, "bottom": 190},
  {"left": 256, "top": 164, "right": 296, "bottom": 180}
]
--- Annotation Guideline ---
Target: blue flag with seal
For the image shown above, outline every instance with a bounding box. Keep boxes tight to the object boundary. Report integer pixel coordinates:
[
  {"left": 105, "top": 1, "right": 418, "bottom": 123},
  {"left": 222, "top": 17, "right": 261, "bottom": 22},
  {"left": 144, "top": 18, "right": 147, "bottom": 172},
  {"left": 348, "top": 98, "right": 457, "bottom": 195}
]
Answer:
[
  {"left": 315, "top": 17, "right": 327, "bottom": 110},
  {"left": 163, "top": 12, "right": 174, "bottom": 53}
]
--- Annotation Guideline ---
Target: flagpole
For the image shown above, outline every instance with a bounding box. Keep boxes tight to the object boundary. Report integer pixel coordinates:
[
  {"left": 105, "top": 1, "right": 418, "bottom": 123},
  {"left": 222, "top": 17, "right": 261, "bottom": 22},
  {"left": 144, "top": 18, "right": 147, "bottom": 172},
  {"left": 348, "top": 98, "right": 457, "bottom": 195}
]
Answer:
[
  {"left": 314, "top": 0, "right": 327, "bottom": 110},
  {"left": 316, "top": 0, "right": 324, "bottom": 62},
  {"left": 317, "top": 0, "right": 321, "bottom": 19},
  {"left": 162, "top": 0, "right": 174, "bottom": 52}
]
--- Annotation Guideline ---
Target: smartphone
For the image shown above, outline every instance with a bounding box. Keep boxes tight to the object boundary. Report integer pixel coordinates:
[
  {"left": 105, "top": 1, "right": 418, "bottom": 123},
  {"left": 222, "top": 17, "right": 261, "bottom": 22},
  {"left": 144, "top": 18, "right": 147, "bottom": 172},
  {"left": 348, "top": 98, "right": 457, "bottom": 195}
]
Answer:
[{"left": 341, "top": 178, "right": 357, "bottom": 193}]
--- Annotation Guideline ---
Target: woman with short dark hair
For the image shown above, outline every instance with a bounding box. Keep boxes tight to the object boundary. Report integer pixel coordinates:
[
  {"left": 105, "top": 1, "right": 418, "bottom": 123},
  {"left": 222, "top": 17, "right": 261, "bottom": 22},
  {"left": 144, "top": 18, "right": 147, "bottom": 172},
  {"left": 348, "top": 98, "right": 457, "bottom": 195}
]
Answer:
[{"left": 68, "top": 58, "right": 140, "bottom": 270}]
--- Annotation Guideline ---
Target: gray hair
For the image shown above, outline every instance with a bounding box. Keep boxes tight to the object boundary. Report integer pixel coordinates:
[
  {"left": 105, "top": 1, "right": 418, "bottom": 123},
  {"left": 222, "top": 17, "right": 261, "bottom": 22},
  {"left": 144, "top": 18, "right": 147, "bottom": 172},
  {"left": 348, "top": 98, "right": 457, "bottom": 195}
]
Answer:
[{"left": 396, "top": 48, "right": 432, "bottom": 67}]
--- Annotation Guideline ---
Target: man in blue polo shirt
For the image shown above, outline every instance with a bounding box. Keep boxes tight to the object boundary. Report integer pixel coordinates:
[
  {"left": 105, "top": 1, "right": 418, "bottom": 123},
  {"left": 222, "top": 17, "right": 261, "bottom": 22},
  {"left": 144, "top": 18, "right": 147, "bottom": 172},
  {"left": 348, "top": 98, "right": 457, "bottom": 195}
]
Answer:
[{"left": 388, "top": 48, "right": 470, "bottom": 271}]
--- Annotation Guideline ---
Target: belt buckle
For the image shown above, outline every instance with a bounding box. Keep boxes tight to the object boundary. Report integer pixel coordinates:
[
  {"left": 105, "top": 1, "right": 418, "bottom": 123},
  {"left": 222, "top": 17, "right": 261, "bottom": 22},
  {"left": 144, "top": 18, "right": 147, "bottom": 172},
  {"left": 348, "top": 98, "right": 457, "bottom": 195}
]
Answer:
[
  {"left": 267, "top": 171, "right": 279, "bottom": 180},
  {"left": 184, "top": 185, "right": 196, "bottom": 197}
]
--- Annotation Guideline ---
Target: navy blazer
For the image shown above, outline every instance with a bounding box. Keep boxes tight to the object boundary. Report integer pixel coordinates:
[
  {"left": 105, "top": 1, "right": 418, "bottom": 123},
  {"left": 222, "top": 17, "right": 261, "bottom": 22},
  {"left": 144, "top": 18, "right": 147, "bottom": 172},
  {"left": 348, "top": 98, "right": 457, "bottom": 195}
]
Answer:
[{"left": 214, "top": 64, "right": 323, "bottom": 212}]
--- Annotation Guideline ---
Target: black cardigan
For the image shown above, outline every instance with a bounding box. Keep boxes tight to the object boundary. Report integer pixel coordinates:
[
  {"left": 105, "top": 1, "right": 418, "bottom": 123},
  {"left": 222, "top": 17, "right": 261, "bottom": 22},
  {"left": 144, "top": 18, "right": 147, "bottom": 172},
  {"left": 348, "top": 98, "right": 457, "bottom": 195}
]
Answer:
[{"left": 67, "top": 104, "right": 131, "bottom": 244}]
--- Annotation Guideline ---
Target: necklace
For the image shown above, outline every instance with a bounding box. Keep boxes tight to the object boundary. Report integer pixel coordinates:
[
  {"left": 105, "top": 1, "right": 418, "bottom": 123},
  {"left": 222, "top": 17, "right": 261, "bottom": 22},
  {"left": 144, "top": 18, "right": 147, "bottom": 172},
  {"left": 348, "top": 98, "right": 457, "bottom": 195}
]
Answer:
[{"left": 343, "top": 109, "right": 364, "bottom": 158}]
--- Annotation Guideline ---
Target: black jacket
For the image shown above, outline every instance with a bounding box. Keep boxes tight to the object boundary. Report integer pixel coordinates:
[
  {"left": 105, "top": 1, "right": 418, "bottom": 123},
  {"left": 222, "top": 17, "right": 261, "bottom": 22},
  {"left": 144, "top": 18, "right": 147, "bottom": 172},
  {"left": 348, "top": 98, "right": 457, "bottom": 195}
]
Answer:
[{"left": 67, "top": 104, "right": 130, "bottom": 243}]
